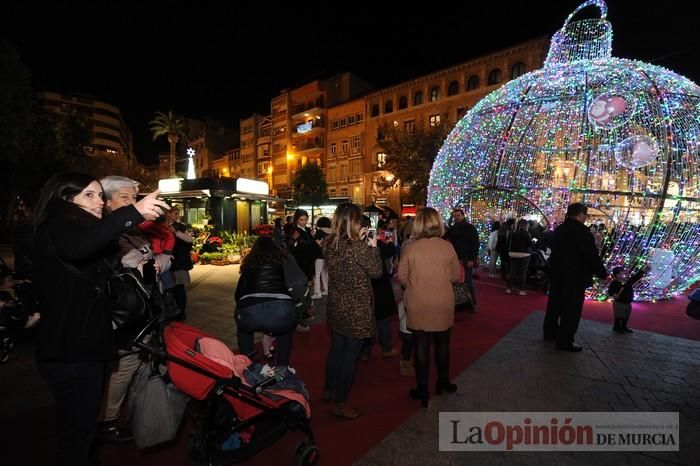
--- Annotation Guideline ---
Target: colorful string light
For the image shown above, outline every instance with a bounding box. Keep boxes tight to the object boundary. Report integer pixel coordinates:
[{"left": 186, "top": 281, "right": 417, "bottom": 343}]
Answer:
[{"left": 428, "top": 0, "right": 700, "bottom": 301}]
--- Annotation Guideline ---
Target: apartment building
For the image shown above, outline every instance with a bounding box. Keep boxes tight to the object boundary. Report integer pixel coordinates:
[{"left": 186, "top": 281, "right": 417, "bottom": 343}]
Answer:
[
  {"left": 37, "top": 91, "right": 135, "bottom": 162},
  {"left": 362, "top": 37, "right": 550, "bottom": 213},
  {"left": 326, "top": 99, "right": 366, "bottom": 204},
  {"left": 196, "top": 38, "right": 550, "bottom": 213}
]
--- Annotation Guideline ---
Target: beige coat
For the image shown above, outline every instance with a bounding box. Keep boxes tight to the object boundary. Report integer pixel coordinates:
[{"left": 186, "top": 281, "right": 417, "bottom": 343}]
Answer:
[{"left": 397, "top": 237, "right": 460, "bottom": 331}]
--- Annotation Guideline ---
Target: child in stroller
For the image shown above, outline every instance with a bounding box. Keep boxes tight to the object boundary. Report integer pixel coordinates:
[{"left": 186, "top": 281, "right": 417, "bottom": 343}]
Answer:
[
  {"left": 0, "top": 266, "right": 40, "bottom": 363},
  {"left": 135, "top": 321, "right": 317, "bottom": 466}
]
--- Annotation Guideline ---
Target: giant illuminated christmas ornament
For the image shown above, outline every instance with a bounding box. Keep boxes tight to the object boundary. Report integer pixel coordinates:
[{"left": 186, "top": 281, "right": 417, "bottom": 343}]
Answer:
[{"left": 428, "top": 0, "right": 700, "bottom": 300}]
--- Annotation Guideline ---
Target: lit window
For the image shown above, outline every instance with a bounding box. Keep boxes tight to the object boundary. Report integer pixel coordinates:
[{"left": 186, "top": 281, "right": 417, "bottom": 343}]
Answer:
[
  {"left": 430, "top": 86, "right": 440, "bottom": 101},
  {"left": 429, "top": 114, "right": 441, "bottom": 127},
  {"left": 376, "top": 152, "right": 387, "bottom": 168}
]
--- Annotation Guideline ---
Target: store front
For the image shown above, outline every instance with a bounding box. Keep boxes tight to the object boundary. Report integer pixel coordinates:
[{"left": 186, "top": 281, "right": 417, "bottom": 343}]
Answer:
[
  {"left": 285, "top": 197, "right": 350, "bottom": 224},
  {"left": 158, "top": 177, "right": 284, "bottom": 233}
]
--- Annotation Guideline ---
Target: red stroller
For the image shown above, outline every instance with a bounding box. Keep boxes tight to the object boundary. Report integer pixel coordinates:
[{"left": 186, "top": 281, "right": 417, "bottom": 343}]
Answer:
[{"left": 135, "top": 321, "right": 318, "bottom": 466}]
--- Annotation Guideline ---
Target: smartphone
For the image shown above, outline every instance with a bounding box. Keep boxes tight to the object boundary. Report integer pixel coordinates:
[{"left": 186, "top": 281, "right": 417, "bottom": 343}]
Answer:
[
  {"left": 142, "top": 259, "right": 156, "bottom": 285},
  {"left": 367, "top": 228, "right": 376, "bottom": 240}
]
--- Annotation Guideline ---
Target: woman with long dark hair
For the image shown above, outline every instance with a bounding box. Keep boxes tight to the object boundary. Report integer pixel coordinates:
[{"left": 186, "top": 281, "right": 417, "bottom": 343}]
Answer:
[
  {"left": 234, "top": 236, "right": 298, "bottom": 367},
  {"left": 321, "top": 203, "right": 382, "bottom": 419},
  {"left": 32, "top": 172, "right": 168, "bottom": 466}
]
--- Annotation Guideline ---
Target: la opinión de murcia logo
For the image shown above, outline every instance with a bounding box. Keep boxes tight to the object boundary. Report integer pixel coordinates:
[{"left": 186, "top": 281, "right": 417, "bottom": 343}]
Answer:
[{"left": 439, "top": 412, "right": 679, "bottom": 452}]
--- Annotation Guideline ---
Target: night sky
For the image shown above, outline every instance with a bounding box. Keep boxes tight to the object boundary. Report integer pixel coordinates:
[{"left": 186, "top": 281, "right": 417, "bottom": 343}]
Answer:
[{"left": 3, "top": 1, "right": 698, "bottom": 164}]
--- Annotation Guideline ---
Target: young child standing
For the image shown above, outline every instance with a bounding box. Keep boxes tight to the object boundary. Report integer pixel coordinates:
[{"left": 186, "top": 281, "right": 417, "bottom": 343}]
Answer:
[{"left": 608, "top": 264, "right": 651, "bottom": 333}]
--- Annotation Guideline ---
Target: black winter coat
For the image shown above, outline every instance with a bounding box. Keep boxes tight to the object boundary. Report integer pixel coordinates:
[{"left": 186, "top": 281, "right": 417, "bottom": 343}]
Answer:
[
  {"left": 286, "top": 226, "right": 319, "bottom": 279},
  {"left": 549, "top": 218, "right": 607, "bottom": 288},
  {"left": 372, "top": 241, "right": 398, "bottom": 320},
  {"left": 34, "top": 200, "right": 144, "bottom": 362},
  {"left": 445, "top": 221, "right": 480, "bottom": 262}
]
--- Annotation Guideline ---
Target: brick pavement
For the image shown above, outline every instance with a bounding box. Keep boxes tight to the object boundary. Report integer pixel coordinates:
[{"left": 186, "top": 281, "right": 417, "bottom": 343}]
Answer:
[{"left": 357, "top": 312, "right": 700, "bottom": 466}]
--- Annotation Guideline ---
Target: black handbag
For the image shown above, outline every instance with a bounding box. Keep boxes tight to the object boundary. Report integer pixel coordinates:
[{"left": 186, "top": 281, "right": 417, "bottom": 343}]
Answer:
[
  {"left": 105, "top": 263, "right": 151, "bottom": 329},
  {"left": 282, "top": 255, "right": 313, "bottom": 318}
]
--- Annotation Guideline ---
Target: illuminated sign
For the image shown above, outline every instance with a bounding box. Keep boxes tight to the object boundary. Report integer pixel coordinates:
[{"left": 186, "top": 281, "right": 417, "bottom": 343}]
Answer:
[
  {"left": 236, "top": 178, "right": 269, "bottom": 195},
  {"left": 297, "top": 122, "right": 313, "bottom": 134},
  {"left": 158, "top": 178, "right": 183, "bottom": 193}
]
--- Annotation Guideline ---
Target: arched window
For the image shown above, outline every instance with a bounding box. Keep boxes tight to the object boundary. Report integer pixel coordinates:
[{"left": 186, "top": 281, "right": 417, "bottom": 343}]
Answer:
[
  {"left": 413, "top": 91, "right": 423, "bottom": 106},
  {"left": 447, "top": 80, "right": 459, "bottom": 96},
  {"left": 371, "top": 104, "right": 380, "bottom": 117},
  {"left": 384, "top": 100, "right": 393, "bottom": 114},
  {"left": 487, "top": 68, "right": 502, "bottom": 85},
  {"left": 398, "top": 95, "right": 408, "bottom": 110},
  {"left": 511, "top": 62, "right": 526, "bottom": 79},
  {"left": 466, "top": 74, "right": 480, "bottom": 91},
  {"left": 430, "top": 86, "right": 440, "bottom": 101}
]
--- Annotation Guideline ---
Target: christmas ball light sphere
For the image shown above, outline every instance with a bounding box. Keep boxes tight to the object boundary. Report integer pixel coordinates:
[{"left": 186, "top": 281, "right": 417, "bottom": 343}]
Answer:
[{"left": 428, "top": 0, "right": 700, "bottom": 300}]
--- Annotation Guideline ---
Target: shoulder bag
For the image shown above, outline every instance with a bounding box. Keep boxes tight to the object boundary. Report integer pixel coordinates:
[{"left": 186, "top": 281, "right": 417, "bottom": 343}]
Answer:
[{"left": 282, "top": 255, "right": 313, "bottom": 318}]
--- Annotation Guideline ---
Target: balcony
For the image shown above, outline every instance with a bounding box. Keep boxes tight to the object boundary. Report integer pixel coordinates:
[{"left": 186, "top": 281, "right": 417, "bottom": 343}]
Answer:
[
  {"left": 292, "top": 119, "right": 325, "bottom": 137},
  {"left": 292, "top": 98, "right": 325, "bottom": 119},
  {"left": 292, "top": 140, "right": 325, "bottom": 155}
]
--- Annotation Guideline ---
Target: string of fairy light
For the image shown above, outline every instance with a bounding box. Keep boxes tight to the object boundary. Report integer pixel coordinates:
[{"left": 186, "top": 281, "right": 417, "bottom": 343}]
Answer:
[{"left": 429, "top": 0, "right": 700, "bottom": 301}]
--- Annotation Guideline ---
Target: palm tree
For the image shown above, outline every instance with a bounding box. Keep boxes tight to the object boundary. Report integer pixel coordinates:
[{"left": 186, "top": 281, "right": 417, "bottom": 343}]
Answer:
[{"left": 149, "top": 110, "right": 188, "bottom": 176}]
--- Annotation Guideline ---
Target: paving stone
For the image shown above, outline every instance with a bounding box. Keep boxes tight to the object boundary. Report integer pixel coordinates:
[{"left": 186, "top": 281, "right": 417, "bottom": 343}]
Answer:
[{"left": 359, "top": 313, "right": 699, "bottom": 465}]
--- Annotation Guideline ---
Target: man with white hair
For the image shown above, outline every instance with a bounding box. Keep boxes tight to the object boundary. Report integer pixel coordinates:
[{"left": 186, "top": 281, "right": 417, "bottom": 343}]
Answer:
[{"left": 96, "top": 175, "right": 170, "bottom": 443}]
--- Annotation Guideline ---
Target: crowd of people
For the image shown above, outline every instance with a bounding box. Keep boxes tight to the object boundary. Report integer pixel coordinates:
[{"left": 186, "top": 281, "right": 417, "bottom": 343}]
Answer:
[{"left": 5, "top": 169, "right": 654, "bottom": 464}]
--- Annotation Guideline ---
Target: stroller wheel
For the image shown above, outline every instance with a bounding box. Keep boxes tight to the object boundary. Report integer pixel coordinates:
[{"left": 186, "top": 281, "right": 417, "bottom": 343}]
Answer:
[{"left": 295, "top": 441, "right": 319, "bottom": 466}]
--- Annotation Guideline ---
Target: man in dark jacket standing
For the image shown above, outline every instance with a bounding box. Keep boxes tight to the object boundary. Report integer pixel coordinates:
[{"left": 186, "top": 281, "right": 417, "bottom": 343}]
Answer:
[
  {"left": 445, "top": 208, "right": 480, "bottom": 309},
  {"left": 543, "top": 203, "right": 607, "bottom": 352}
]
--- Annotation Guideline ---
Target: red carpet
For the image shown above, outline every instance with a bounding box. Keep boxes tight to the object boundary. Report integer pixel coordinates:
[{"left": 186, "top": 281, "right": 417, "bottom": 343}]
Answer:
[{"left": 5, "top": 275, "right": 699, "bottom": 466}]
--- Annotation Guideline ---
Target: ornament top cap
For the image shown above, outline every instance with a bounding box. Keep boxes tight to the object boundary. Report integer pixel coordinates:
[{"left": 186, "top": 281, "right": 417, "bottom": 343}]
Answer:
[{"left": 545, "top": 0, "right": 613, "bottom": 67}]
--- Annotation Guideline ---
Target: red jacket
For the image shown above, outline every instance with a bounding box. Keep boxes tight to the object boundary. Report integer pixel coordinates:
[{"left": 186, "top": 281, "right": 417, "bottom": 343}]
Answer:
[{"left": 137, "top": 220, "right": 175, "bottom": 255}]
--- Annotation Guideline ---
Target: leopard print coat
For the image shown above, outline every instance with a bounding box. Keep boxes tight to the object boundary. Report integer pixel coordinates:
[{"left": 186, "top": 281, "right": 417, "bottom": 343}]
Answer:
[{"left": 323, "top": 239, "right": 383, "bottom": 339}]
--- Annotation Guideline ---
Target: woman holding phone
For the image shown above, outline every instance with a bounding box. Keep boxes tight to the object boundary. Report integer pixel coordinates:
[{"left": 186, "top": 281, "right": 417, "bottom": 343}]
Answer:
[
  {"left": 33, "top": 172, "right": 168, "bottom": 465},
  {"left": 321, "top": 203, "right": 382, "bottom": 419}
]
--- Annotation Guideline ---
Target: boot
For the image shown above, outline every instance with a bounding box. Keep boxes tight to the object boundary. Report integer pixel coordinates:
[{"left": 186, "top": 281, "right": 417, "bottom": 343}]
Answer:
[
  {"left": 332, "top": 402, "right": 361, "bottom": 420},
  {"left": 435, "top": 379, "right": 458, "bottom": 395},
  {"left": 613, "top": 318, "right": 624, "bottom": 333},
  {"left": 409, "top": 384, "right": 429, "bottom": 407},
  {"left": 622, "top": 318, "right": 633, "bottom": 333},
  {"left": 97, "top": 420, "right": 133, "bottom": 444},
  {"left": 399, "top": 359, "right": 415, "bottom": 376}
]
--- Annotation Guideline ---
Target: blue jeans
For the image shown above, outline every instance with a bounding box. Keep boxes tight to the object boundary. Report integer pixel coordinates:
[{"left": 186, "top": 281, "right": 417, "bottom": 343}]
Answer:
[
  {"left": 324, "top": 331, "right": 364, "bottom": 403},
  {"left": 235, "top": 299, "right": 296, "bottom": 366}
]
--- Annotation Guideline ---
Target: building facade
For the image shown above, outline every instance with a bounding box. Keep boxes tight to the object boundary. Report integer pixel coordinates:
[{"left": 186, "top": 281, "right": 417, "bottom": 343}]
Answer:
[
  {"left": 168, "top": 38, "right": 550, "bottom": 217},
  {"left": 234, "top": 38, "right": 549, "bottom": 214},
  {"left": 37, "top": 91, "right": 135, "bottom": 162},
  {"left": 361, "top": 37, "right": 550, "bottom": 212},
  {"left": 326, "top": 99, "right": 366, "bottom": 204}
]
